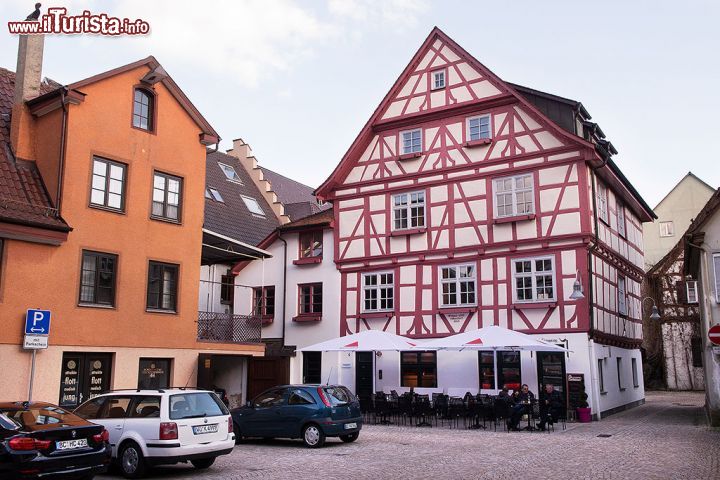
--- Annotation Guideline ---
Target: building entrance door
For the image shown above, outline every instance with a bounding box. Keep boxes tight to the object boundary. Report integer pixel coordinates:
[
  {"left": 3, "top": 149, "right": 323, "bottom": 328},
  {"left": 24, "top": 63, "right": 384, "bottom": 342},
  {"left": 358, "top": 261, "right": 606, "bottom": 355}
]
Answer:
[
  {"left": 355, "top": 352, "right": 374, "bottom": 412},
  {"left": 58, "top": 353, "right": 113, "bottom": 408}
]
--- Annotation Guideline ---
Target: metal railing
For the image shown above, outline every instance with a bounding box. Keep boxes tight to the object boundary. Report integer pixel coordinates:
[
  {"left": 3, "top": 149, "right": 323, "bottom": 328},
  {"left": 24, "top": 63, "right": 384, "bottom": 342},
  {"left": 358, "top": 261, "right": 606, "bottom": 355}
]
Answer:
[{"left": 197, "top": 311, "right": 262, "bottom": 344}]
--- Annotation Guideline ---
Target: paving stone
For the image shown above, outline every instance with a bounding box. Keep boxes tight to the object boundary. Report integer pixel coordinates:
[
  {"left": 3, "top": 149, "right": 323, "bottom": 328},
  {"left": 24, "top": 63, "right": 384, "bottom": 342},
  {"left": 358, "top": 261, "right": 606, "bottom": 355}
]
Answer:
[{"left": 98, "top": 391, "right": 720, "bottom": 480}]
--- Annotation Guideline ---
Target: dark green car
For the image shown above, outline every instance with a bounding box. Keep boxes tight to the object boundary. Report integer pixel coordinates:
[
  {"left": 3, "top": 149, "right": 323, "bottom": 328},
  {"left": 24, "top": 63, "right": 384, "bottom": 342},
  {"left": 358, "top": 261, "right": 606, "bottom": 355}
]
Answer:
[{"left": 231, "top": 385, "right": 362, "bottom": 448}]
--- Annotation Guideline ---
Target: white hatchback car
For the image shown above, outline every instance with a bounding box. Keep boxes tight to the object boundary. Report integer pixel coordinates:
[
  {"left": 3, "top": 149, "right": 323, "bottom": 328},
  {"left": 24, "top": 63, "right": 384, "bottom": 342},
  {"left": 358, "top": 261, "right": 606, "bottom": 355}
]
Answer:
[{"left": 74, "top": 389, "right": 235, "bottom": 478}]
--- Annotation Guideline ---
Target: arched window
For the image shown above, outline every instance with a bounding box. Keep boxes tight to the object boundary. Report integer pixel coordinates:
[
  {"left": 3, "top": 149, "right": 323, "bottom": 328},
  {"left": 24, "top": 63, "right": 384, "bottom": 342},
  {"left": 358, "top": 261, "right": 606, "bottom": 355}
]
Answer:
[{"left": 132, "top": 88, "right": 154, "bottom": 131}]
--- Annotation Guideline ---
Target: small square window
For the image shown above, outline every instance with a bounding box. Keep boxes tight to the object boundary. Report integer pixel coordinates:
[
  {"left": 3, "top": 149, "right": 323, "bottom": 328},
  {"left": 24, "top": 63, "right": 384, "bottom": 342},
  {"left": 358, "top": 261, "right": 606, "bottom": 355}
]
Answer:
[
  {"left": 218, "top": 163, "right": 242, "bottom": 183},
  {"left": 432, "top": 70, "right": 445, "bottom": 90},
  {"left": 241, "top": 195, "right": 265, "bottom": 216},
  {"left": 659, "top": 221, "right": 674, "bottom": 237},
  {"left": 401, "top": 129, "right": 422, "bottom": 155},
  {"left": 467, "top": 115, "right": 491, "bottom": 141}
]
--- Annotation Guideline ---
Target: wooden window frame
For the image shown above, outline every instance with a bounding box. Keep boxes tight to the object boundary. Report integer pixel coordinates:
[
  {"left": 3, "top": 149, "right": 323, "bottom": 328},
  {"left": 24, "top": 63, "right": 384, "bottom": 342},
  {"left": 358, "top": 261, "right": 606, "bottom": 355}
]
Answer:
[
  {"left": 392, "top": 190, "right": 425, "bottom": 231},
  {"left": 253, "top": 286, "right": 275, "bottom": 318},
  {"left": 362, "top": 271, "right": 394, "bottom": 313},
  {"left": 511, "top": 256, "right": 556, "bottom": 303},
  {"left": 431, "top": 69, "right": 446, "bottom": 90},
  {"left": 400, "top": 128, "right": 422, "bottom": 155},
  {"left": 299, "top": 230, "right": 323, "bottom": 259},
  {"left": 146, "top": 261, "right": 179, "bottom": 312},
  {"left": 89, "top": 157, "right": 127, "bottom": 213},
  {"left": 597, "top": 181, "right": 609, "bottom": 225},
  {"left": 467, "top": 114, "right": 492, "bottom": 142},
  {"left": 618, "top": 276, "right": 628, "bottom": 316},
  {"left": 400, "top": 351, "right": 437, "bottom": 388},
  {"left": 659, "top": 220, "right": 675, "bottom": 238},
  {"left": 132, "top": 87, "right": 155, "bottom": 132},
  {"left": 78, "top": 250, "right": 118, "bottom": 307},
  {"left": 298, "top": 283, "right": 322, "bottom": 316},
  {"left": 493, "top": 173, "right": 535, "bottom": 219},
  {"left": 151, "top": 171, "right": 183, "bottom": 223},
  {"left": 439, "top": 264, "right": 477, "bottom": 308},
  {"left": 617, "top": 201, "right": 626, "bottom": 238},
  {"left": 686, "top": 280, "right": 699, "bottom": 304}
]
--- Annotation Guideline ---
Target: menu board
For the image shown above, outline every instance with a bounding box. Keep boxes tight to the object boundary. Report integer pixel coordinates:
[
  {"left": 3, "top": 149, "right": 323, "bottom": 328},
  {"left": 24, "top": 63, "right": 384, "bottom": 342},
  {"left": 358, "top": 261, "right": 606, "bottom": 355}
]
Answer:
[
  {"left": 566, "top": 373, "right": 585, "bottom": 410},
  {"left": 59, "top": 357, "right": 80, "bottom": 407}
]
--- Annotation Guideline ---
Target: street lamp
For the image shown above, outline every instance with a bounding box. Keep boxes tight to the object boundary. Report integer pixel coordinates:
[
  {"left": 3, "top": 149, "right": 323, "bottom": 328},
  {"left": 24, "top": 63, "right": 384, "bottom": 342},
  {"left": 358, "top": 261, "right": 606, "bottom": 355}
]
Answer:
[
  {"left": 642, "top": 297, "right": 661, "bottom": 321},
  {"left": 569, "top": 270, "right": 585, "bottom": 300}
]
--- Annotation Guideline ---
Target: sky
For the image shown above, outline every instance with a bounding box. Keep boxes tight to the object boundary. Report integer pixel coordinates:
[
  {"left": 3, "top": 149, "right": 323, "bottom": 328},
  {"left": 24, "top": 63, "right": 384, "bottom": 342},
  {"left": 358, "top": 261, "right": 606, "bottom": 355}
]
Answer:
[{"left": 1, "top": 0, "right": 719, "bottom": 207}]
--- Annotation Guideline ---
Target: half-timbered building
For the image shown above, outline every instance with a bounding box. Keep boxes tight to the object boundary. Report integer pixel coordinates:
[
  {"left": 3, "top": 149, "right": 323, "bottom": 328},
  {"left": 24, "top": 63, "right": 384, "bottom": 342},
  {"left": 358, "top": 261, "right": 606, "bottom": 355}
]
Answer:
[{"left": 311, "top": 28, "right": 655, "bottom": 418}]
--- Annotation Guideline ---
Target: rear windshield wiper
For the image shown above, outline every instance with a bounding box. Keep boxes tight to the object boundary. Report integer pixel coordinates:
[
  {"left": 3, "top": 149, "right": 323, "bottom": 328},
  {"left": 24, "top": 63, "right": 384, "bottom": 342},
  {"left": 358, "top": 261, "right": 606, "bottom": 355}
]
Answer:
[{"left": 179, "top": 413, "right": 207, "bottom": 419}]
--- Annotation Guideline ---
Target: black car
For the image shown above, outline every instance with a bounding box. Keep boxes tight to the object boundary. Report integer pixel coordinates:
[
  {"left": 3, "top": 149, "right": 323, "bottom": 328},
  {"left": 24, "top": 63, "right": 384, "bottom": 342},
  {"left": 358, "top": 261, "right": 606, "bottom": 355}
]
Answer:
[
  {"left": 0, "top": 401, "right": 111, "bottom": 479},
  {"left": 231, "top": 385, "right": 362, "bottom": 448}
]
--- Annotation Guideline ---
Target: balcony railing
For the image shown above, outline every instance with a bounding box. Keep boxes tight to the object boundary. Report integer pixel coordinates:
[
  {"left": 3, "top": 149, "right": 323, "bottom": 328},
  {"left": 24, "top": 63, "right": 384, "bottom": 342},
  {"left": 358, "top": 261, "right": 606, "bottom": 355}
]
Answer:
[{"left": 197, "top": 312, "right": 262, "bottom": 344}]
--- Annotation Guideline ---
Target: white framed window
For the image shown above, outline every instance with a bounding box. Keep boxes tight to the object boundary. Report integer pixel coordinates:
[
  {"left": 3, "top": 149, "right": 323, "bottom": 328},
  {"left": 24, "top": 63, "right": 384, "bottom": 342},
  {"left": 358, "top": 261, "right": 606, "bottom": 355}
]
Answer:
[
  {"left": 597, "top": 181, "right": 609, "bottom": 224},
  {"left": 659, "top": 221, "right": 674, "bottom": 237},
  {"left": 392, "top": 191, "right": 425, "bottom": 230},
  {"left": 362, "top": 272, "right": 394, "bottom": 312},
  {"left": 432, "top": 70, "right": 446, "bottom": 90},
  {"left": 240, "top": 195, "right": 265, "bottom": 216},
  {"left": 467, "top": 115, "right": 491, "bottom": 141},
  {"left": 686, "top": 280, "right": 699, "bottom": 304},
  {"left": 218, "top": 162, "right": 242, "bottom": 183},
  {"left": 618, "top": 276, "right": 627, "bottom": 316},
  {"left": 494, "top": 174, "right": 534, "bottom": 218},
  {"left": 440, "top": 264, "right": 477, "bottom": 307},
  {"left": 512, "top": 256, "right": 556, "bottom": 303},
  {"left": 715, "top": 254, "right": 720, "bottom": 303},
  {"left": 617, "top": 201, "right": 626, "bottom": 238},
  {"left": 401, "top": 129, "right": 422, "bottom": 155}
]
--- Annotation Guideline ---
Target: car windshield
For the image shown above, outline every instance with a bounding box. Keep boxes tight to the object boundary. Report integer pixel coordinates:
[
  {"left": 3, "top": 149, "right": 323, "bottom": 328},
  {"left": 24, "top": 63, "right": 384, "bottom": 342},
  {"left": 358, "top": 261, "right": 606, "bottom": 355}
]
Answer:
[
  {"left": 322, "top": 387, "right": 353, "bottom": 406},
  {"left": 0, "top": 405, "right": 87, "bottom": 431},
  {"left": 0, "top": 412, "right": 20, "bottom": 430},
  {"left": 169, "top": 392, "right": 228, "bottom": 420}
]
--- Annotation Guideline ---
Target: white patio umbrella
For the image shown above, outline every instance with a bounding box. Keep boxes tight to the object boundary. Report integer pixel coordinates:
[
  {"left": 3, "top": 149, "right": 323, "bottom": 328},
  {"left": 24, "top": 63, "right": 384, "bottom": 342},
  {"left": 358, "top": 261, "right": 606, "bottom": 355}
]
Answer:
[
  {"left": 299, "top": 330, "right": 422, "bottom": 390},
  {"left": 299, "top": 329, "right": 421, "bottom": 352},
  {"left": 417, "top": 325, "right": 567, "bottom": 352}
]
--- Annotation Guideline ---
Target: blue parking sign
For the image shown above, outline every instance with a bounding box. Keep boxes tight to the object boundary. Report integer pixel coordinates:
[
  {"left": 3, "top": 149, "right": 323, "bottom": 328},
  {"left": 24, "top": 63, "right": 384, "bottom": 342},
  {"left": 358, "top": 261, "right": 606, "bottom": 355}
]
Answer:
[{"left": 25, "top": 309, "right": 51, "bottom": 336}]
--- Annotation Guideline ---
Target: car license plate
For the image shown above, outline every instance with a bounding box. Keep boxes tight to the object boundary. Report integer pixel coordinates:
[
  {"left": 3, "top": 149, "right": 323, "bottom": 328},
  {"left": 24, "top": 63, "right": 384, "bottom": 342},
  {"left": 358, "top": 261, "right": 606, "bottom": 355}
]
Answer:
[
  {"left": 56, "top": 438, "right": 88, "bottom": 450},
  {"left": 344, "top": 423, "right": 357, "bottom": 430},
  {"left": 192, "top": 424, "right": 219, "bottom": 435}
]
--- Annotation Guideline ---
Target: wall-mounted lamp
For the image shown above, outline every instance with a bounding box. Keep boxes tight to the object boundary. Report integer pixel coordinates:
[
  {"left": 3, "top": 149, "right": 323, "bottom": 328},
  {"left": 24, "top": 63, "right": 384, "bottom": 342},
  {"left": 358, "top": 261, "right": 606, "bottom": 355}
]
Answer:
[
  {"left": 642, "top": 297, "right": 661, "bottom": 321},
  {"left": 569, "top": 270, "right": 585, "bottom": 300}
]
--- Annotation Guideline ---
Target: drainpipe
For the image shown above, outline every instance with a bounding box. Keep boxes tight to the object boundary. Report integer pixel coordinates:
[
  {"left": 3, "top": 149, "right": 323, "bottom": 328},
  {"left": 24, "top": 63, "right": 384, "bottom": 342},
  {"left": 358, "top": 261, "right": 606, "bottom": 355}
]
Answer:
[
  {"left": 56, "top": 88, "right": 69, "bottom": 213},
  {"left": 278, "top": 232, "right": 288, "bottom": 351}
]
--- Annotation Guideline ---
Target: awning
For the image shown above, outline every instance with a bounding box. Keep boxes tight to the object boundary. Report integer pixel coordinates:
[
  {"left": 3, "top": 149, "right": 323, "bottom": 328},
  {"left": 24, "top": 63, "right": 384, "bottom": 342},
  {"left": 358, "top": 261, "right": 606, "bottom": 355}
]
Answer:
[
  {"left": 299, "top": 330, "right": 423, "bottom": 352},
  {"left": 416, "top": 326, "right": 568, "bottom": 352},
  {"left": 201, "top": 228, "right": 272, "bottom": 265}
]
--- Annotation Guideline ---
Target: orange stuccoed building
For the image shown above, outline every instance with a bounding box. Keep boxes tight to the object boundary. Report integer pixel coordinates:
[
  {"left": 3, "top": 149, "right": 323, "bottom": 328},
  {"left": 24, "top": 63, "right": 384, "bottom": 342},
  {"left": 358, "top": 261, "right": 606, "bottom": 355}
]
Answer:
[{"left": 0, "top": 33, "right": 263, "bottom": 407}]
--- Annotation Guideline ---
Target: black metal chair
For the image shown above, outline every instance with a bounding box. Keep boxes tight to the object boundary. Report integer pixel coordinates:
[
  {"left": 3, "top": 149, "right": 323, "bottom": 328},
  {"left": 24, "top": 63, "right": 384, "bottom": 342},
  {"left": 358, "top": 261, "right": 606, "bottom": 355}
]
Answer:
[
  {"left": 414, "top": 394, "right": 433, "bottom": 427},
  {"left": 493, "top": 397, "right": 511, "bottom": 432}
]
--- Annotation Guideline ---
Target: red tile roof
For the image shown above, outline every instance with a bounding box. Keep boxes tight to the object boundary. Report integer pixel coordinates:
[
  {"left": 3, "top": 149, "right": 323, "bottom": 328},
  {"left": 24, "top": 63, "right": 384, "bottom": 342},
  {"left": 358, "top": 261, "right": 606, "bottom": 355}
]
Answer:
[{"left": 0, "top": 67, "right": 70, "bottom": 231}]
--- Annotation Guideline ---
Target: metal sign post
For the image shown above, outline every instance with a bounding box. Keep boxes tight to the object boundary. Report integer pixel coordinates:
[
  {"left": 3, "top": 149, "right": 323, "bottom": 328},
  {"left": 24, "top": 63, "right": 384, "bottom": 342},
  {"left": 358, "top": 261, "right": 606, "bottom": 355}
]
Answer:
[{"left": 24, "top": 309, "right": 51, "bottom": 402}]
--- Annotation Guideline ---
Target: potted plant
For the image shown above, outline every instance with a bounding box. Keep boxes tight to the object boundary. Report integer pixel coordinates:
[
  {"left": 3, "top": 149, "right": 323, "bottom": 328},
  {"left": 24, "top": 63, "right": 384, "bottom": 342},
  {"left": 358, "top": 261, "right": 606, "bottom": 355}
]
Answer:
[{"left": 576, "top": 391, "right": 591, "bottom": 423}]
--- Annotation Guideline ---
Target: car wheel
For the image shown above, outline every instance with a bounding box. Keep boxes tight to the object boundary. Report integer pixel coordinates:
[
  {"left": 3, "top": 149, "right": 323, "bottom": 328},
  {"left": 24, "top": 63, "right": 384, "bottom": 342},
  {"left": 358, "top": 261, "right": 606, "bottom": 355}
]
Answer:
[
  {"left": 302, "top": 424, "right": 325, "bottom": 448},
  {"left": 340, "top": 432, "right": 359, "bottom": 443},
  {"left": 191, "top": 457, "right": 216, "bottom": 469},
  {"left": 119, "top": 441, "right": 146, "bottom": 479}
]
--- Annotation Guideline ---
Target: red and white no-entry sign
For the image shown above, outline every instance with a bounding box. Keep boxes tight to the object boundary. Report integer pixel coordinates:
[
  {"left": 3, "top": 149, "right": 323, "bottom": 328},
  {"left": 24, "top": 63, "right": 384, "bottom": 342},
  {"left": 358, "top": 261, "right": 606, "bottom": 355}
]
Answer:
[{"left": 709, "top": 325, "right": 720, "bottom": 346}]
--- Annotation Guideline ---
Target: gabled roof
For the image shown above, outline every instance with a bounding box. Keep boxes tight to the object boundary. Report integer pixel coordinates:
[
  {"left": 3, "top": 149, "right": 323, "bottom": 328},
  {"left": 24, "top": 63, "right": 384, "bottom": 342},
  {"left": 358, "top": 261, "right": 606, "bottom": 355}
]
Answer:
[
  {"left": 278, "top": 207, "right": 333, "bottom": 232},
  {"left": 315, "top": 27, "right": 655, "bottom": 222},
  {"left": 686, "top": 187, "right": 720, "bottom": 236},
  {"left": 204, "top": 151, "right": 280, "bottom": 247},
  {"left": 315, "top": 27, "right": 594, "bottom": 198},
  {"left": 0, "top": 67, "right": 70, "bottom": 234},
  {"left": 654, "top": 172, "right": 715, "bottom": 210},
  {"left": 31, "top": 56, "right": 219, "bottom": 145}
]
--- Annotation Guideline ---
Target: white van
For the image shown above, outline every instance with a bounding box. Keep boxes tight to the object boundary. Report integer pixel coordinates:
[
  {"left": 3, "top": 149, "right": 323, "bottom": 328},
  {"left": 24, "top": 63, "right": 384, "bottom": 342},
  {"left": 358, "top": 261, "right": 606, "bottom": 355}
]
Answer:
[{"left": 74, "top": 389, "right": 234, "bottom": 478}]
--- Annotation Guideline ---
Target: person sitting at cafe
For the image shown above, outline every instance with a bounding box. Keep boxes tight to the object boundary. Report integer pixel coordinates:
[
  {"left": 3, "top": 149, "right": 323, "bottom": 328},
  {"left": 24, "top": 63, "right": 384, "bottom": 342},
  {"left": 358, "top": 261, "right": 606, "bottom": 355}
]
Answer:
[
  {"left": 508, "top": 384, "right": 536, "bottom": 431},
  {"left": 498, "top": 387, "right": 512, "bottom": 404},
  {"left": 538, "top": 383, "right": 564, "bottom": 431}
]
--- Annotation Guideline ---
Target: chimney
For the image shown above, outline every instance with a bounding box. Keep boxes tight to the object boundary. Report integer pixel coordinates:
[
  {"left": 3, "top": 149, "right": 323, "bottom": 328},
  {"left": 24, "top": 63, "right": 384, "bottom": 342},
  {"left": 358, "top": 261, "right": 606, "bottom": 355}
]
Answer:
[{"left": 10, "top": 10, "right": 45, "bottom": 156}]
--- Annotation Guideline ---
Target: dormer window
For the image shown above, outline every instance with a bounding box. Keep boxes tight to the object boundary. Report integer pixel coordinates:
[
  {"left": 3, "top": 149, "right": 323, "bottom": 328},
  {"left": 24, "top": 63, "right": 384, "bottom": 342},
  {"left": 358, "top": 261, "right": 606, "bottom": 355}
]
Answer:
[
  {"left": 432, "top": 70, "right": 446, "bottom": 90},
  {"left": 241, "top": 195, "right": 265, "bottom": 217},
  {"left": 132, "top": 88, "right": 154, "bottom": 131}
]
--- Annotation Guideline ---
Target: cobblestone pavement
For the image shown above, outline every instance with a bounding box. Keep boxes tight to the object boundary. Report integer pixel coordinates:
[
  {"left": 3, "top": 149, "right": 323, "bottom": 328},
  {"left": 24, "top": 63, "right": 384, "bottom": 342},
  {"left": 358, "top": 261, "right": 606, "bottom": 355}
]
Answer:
[{"left": 99, "top": 391, "right": 719, "bottom": 480}]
